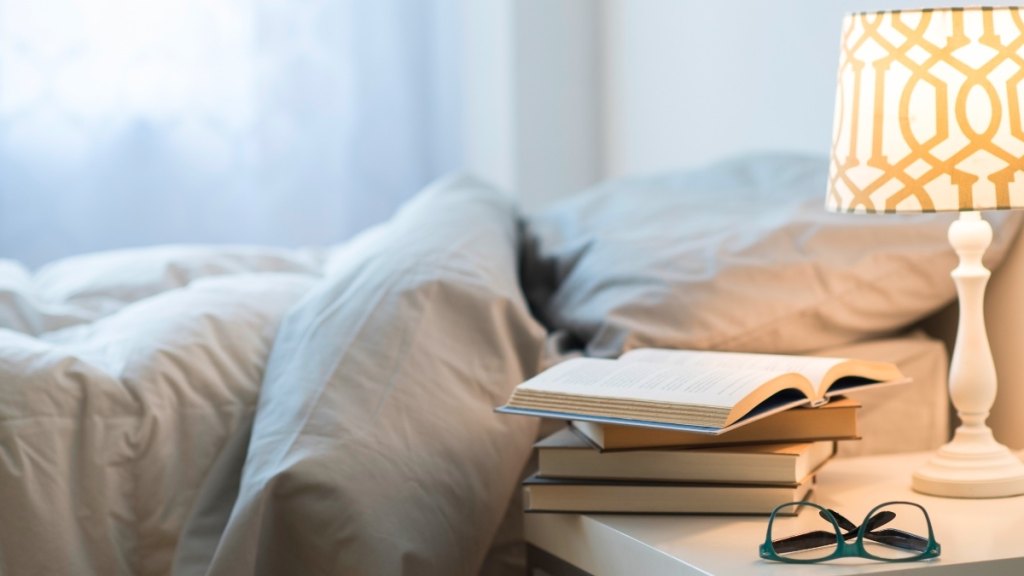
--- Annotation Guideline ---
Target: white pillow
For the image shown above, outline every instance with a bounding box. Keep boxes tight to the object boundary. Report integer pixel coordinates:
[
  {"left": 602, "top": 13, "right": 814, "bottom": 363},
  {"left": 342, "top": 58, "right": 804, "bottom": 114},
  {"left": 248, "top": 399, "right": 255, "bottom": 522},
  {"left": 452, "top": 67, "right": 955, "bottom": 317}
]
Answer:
[
  {"left": 1, "top": 245, "right": 323, "bottom": 335},
  {"left": 32, "top": 245, "right": 322, "bottom": 320}
]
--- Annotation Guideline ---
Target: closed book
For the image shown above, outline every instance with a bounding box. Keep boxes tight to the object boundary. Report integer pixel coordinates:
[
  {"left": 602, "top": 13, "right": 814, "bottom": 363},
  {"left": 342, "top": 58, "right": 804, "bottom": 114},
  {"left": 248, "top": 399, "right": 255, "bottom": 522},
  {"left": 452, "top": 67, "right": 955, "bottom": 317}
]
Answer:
[
  {"left": 571, "top": 396, "right": 860, "bottom": 450},
  {"left": 537, "top": 428, "right": 834, "bottom": 484},
  {"left": 522, "top": 474, "right": 814, "bottom": 515},
  {"left": 497, "top": 348, "right": 906, "bottom": 433}
]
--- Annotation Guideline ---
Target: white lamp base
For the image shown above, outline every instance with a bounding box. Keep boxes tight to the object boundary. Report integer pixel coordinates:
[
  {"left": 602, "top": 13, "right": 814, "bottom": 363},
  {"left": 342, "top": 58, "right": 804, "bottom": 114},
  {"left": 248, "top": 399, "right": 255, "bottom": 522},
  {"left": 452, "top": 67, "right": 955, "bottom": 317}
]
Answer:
[
  {"left": 912, "top": 212, "right": 1024, "bottom": 498},
  {"left": 912, "top": 428, "right": 1024, "bottom": 498}
]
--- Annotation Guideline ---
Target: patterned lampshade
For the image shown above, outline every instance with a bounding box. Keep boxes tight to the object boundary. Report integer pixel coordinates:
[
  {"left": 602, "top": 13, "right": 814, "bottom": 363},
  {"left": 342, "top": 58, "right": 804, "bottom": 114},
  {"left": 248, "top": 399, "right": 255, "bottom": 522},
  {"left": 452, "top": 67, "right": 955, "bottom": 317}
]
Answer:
[{"left": 827, "top": 7, "right": 1024, "bottom": 213}]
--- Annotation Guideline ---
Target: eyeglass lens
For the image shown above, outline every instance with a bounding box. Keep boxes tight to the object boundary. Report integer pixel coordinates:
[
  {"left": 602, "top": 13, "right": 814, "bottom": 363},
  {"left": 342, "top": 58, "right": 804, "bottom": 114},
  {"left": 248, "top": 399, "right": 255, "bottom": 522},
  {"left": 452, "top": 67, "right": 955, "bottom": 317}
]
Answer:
[
  {"left": 767, "top": 503, "right": 840, "bottom": 561},
  {"left": 859, "top": 503, "right": 930, "bottom": 560}
]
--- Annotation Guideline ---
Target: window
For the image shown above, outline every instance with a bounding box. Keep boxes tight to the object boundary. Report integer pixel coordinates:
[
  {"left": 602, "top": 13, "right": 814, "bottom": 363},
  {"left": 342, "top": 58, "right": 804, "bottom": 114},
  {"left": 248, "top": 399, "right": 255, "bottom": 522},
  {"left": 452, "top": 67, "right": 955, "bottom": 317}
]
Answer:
[{"left": 0, "top": 0, "right": 461, "bottom": 266}]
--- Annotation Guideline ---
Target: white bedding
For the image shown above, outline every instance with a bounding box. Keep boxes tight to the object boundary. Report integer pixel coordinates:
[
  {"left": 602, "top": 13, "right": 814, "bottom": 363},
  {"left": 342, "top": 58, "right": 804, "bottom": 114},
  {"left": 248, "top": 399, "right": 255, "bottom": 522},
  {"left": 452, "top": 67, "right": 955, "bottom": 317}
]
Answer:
[
  {"left": 0, "top": 247, "right": 323, "bottom": 574},
  {"left": 0, "top": 177, "right": 552, "bottom": 576}
]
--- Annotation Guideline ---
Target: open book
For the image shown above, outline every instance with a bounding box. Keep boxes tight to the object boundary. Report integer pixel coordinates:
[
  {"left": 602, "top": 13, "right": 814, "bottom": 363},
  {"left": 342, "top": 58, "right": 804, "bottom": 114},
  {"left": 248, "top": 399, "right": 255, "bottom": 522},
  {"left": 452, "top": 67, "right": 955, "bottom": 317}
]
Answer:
[{"left": 497, "top": 348, "right": 908, "bottom": 434}]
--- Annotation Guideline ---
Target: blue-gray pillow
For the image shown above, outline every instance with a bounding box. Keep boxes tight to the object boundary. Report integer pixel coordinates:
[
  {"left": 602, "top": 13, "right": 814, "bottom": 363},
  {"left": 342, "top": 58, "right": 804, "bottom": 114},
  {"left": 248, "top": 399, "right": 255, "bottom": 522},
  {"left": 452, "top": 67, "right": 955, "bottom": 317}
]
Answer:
[{"left": 522, "top": 153, "right": 1022, "bottom": 357}]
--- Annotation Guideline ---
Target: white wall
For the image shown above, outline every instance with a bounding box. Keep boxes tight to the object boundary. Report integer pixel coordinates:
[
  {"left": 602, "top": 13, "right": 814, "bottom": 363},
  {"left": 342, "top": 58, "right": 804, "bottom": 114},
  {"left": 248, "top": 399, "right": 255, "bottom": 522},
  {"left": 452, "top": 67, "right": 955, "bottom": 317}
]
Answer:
[
  {"left": 462, "top": 0, "right": 995, "bottom": 201},
  {"left": 461, "top": 0, "right": 601, "bottom": 210},
  {"left": 601, "top": 0, "right": 978, "bottom": 180}
]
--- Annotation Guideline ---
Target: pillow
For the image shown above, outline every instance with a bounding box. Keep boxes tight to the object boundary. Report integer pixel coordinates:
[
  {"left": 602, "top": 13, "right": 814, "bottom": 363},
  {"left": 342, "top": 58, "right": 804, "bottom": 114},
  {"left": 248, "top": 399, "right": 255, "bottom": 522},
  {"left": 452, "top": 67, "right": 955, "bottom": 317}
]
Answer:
[
  {"left": 178, "top": 175, "right": 549, "bottom": 575},
  {"left": 522, "top": 153, "right": 1023, "bottom": 357},
  {"left": 36, "top": 246, "right": 322, "bottom": 318},
  {"left": 1, "top": 246, "right": 323, "bottom": 335}
]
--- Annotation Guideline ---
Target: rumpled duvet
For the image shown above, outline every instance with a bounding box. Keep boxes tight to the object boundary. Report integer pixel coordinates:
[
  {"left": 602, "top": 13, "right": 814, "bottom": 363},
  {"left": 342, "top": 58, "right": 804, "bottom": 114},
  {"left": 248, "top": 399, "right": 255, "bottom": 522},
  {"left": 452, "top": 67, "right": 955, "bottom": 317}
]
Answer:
[{"left": 0, "top": 175, "right": 549, "bottom": 575}]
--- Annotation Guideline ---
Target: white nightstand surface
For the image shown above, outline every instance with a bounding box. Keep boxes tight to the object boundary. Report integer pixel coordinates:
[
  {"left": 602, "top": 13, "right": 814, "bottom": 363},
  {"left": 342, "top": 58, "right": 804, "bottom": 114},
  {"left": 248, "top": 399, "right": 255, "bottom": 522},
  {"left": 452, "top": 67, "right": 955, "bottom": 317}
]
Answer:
[{"left": 526, "top": 451, "right": 1024, "bottom": 575}]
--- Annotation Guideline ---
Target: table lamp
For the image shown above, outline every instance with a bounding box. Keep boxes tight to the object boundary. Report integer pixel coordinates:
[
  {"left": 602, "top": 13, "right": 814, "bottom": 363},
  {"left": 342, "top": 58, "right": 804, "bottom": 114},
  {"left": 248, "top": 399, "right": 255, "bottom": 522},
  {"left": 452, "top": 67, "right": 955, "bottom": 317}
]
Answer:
[{"left": 827, "top": 6, "right": 1024, "bottom": 497}]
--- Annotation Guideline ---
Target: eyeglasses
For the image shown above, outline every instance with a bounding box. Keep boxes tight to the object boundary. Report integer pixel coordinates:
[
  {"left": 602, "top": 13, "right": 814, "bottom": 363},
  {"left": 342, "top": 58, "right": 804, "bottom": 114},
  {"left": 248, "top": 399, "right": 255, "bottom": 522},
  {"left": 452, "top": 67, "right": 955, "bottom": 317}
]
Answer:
[{"left": 759, "top": 501, "right": 941, "bottom": 563}]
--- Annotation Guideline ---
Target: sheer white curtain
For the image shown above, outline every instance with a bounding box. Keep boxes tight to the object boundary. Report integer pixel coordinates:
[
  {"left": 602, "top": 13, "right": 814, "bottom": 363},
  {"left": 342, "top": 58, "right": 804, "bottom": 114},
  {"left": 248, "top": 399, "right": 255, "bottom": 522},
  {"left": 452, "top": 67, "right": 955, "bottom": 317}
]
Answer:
[{"left": 0, "top": 0, "right": 461, "bottom": 267}]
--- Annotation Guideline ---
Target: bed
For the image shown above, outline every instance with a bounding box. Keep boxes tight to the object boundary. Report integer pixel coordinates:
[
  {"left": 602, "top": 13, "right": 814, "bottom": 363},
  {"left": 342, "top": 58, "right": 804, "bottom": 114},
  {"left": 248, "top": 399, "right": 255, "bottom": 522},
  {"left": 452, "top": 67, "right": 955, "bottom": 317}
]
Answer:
[{"left": 1, "top": 154, "right": 1021, "bottom": 575}]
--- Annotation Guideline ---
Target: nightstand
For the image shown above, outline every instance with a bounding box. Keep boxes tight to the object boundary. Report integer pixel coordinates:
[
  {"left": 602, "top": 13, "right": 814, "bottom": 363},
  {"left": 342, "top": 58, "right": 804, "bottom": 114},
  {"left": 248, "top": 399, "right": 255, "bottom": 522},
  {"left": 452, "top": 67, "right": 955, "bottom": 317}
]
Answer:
[{"left": 526, "top": 451, "right": 1024, "bottom": 575}]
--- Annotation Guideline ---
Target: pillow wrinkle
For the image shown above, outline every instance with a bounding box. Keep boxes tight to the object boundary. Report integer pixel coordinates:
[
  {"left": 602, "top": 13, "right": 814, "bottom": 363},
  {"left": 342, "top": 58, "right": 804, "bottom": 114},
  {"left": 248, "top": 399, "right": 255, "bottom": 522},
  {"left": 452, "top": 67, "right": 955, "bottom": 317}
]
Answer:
[
  {"left": 362, "top": 277, "right": 441, "bottom": 425},
  {"left": 250, "top": 256, "right": 454, "bottom": 456},
  {"left": 709, "top": 253, "right": 953, "bottom": 351}
]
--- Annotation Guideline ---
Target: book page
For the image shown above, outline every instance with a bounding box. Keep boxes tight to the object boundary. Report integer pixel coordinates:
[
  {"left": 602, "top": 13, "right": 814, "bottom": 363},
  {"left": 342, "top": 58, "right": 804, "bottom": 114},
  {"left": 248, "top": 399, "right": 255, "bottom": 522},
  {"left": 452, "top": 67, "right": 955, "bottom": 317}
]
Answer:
[
  {"left": 621, "top": 349, "right": 844, "bottom": 397},
  {"left": 516, "top": 358, "right": 805, "bottom": 408}
]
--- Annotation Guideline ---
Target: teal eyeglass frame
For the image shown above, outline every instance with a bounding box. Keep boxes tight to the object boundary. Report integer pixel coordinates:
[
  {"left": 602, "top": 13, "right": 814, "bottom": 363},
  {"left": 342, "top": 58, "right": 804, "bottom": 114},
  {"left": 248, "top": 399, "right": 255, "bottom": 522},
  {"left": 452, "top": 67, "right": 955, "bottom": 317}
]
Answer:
[{"left": 759, "top": 501, "right": 941, "bottom": 563}]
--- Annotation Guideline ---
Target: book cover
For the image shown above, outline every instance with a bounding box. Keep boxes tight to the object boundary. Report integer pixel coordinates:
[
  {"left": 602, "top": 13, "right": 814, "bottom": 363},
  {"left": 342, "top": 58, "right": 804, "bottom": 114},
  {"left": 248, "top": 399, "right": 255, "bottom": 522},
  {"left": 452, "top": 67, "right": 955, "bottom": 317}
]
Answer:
[
  {"left": 522, "top": 473, "right": 815, "bottom": 515},
  {"left": 536, "top": 427, "right": 835, "bottom": 484},
  {"left": 571, "top": 396, "right": 860, "bottom": 450}
]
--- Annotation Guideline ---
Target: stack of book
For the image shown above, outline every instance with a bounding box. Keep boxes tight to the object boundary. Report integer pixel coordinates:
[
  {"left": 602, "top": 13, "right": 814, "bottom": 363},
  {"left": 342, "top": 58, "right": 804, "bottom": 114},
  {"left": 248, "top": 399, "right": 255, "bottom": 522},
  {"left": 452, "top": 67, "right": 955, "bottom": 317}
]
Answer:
[{"left": 498, "top": 348, "right": 908, "bottom": 515}]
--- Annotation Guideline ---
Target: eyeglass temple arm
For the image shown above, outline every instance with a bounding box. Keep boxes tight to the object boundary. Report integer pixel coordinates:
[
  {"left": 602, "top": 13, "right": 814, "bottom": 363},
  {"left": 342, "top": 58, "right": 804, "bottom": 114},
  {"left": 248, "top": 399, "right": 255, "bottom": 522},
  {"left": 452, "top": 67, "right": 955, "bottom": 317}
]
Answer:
[
  {"left": 862, "top": 528, "right": 932, "bottom": 552},
  {"left": 769, "top": 530, "right": 841, "bottom": 554}
]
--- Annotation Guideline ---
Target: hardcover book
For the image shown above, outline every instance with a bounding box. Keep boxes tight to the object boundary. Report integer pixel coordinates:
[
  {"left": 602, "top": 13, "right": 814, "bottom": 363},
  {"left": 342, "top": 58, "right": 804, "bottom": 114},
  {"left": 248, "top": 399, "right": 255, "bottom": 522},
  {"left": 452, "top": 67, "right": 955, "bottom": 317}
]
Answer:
[
  {"left": 571, "top": 396, "right": 860, "bottom": 450},
  {"left": 536, "top": 427, "right": 834, "bottom": 484},
  {"left": 522, "top": 473, "right": 815, "bottom": 515},
  {"left": 498, "top": 348, "right": 907, "bottom": 433}
]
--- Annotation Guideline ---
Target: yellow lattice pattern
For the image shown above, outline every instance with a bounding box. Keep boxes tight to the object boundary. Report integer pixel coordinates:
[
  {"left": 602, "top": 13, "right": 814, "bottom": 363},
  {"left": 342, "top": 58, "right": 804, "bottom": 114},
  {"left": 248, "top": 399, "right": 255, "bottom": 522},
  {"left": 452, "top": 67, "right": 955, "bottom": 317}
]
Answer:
[{"left": 827, "top": 7, "right": 1024, "bottom": 213}]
